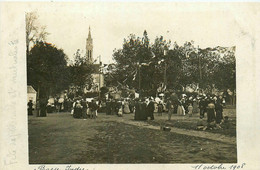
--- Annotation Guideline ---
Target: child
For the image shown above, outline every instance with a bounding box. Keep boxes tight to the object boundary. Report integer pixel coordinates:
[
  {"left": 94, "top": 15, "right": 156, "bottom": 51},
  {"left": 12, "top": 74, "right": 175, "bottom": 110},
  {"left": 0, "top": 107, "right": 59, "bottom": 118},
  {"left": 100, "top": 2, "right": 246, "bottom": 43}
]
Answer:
[{"left": 188, "top": 103, "right": 193, "bottom": 117}]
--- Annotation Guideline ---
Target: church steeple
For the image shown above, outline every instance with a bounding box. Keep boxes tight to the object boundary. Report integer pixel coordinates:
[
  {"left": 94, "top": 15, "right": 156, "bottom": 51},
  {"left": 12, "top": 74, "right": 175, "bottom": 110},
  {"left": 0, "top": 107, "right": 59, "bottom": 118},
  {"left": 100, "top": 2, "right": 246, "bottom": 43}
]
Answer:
[
  {"left": 86, "top": 26, "right": 93, "bottom": 62},
  {"left": 88, "top": 26, "right": 91, "bottom": 39}
]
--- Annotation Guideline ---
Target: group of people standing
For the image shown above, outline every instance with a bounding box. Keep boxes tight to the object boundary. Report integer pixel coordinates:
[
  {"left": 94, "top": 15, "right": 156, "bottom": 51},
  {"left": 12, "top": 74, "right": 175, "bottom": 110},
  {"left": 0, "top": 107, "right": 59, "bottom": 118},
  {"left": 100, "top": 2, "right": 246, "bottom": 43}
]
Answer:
[
  {"left": 71, "top": 99, "right": 99, "bottom": 119},
  {"left": 104, "top": 97, "right": 155, "bottom": 120},
  {"left": 134, "top": 97, "right": 155, "bottom": 121},
  {"left": 164, "top": 94, "right": 225, "bottom": 124},
  {"left": 28, "top": 91, "right": 225, "bottom": 127},
  {"left": 105, "top": 98, "right": 135, "bottom": 116}
]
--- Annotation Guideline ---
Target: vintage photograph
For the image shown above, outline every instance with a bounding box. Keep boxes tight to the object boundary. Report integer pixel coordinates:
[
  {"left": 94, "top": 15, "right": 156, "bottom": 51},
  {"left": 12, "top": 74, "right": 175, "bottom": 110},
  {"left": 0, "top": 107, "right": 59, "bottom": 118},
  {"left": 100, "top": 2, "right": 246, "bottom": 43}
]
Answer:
[{"left": 26, "top": 3, "right": 237, "bottom": 164}]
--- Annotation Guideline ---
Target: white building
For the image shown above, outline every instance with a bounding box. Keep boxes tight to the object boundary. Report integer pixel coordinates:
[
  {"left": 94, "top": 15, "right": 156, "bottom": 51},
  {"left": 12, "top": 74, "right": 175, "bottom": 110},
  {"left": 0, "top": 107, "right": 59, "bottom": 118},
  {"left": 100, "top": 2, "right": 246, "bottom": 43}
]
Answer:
[{"left": 27, "top": 85, "right": 37, "bottom": 108}]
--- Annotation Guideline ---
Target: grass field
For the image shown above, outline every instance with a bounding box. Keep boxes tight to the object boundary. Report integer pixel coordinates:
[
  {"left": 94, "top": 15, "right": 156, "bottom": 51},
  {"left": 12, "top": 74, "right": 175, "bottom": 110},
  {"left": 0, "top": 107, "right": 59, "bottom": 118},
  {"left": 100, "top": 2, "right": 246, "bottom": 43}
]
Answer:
[{"left": 28, "top": 108, "right": 236, "bottom": 164}]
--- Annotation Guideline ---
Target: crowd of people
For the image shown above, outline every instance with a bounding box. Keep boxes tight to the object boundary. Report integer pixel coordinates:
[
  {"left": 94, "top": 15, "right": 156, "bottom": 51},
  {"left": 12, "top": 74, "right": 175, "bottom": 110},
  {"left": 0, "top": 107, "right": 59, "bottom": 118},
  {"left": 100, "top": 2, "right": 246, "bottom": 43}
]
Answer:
[
  {"left": 28, "top": 92, "right": 227, "bottom": 130},
  {"left": 162, "top": 94, "right": 225, "bottom": 125}
]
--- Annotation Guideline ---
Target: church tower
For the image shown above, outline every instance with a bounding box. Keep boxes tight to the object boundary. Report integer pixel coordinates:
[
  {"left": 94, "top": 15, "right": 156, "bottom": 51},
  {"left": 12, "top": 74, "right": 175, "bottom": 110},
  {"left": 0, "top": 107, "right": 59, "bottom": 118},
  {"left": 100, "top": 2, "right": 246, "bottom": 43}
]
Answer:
[{"left": 86, "top": 26, "right": 93, "bottom": 62}]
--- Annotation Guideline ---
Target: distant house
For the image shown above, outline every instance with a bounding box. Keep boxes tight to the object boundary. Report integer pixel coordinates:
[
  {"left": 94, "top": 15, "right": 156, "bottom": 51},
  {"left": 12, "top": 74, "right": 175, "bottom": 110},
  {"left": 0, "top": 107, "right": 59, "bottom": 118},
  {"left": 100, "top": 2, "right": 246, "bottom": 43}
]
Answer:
[
  {"left": 91, "top": 64, "right": 104, "bottom": 91},
  {"left": 27, "top": 85, "right": 37, "bottom": 108}
]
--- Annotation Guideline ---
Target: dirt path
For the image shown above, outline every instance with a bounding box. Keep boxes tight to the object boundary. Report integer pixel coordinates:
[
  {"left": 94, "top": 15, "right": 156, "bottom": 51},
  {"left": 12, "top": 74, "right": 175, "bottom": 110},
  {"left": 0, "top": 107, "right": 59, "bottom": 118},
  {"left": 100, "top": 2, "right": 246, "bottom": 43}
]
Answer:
[{"left": 114, "top": 118, "right": 236, "bottom": 145}]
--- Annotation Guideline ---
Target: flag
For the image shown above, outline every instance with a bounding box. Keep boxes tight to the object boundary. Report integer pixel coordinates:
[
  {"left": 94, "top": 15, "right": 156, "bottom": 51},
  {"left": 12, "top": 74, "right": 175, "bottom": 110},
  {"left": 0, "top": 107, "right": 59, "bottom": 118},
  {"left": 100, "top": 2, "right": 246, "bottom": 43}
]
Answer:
[{"left": 151, "top": 51, "right": 156, "bottom": 58}]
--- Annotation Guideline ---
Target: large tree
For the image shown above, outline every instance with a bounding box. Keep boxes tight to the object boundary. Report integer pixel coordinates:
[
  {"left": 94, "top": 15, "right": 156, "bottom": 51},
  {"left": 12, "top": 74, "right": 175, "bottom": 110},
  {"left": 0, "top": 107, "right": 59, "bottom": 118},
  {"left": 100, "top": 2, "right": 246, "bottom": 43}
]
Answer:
[
  {"left": 110, "top": 31, "right": 236, "bottom": 96},
  {"left": 27, "top": 42, "right": 70, "bottom": 98}
]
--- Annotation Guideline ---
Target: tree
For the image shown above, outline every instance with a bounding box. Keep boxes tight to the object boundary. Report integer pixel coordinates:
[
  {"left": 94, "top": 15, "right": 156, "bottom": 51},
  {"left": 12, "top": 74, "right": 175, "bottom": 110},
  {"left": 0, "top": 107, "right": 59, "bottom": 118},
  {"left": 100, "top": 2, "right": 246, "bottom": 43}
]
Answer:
[
  {"left": 110, "top": 31, "right": 236, "bottom": 97},
  {"left": 26, "top": 12, "right": 49, "bottom": 56},
  {"left": 27, "top": 42, "right": 69, "bottom": 98},
  {"left": 69, "top": 49, "right": 95, "bottom": 94},
  {"left": 111, "top": 31, "right": 157, "bottom": 95}
]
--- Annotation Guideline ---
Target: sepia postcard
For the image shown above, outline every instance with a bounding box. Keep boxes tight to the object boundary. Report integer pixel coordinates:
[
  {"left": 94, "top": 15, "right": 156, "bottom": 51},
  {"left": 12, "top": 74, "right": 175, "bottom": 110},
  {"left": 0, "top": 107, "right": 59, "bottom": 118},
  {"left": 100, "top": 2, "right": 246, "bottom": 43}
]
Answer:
[{"left": 0, "top": 1, "right": 259, "bottom": 170}]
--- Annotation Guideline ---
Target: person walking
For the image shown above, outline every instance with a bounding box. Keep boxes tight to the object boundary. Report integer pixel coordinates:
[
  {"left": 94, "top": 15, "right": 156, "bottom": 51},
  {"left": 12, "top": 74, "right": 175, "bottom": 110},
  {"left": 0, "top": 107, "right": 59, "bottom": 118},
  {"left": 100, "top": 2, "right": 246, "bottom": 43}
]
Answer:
[
  {"left": 215, "top": 97, "right": 223, "bottom": 124},
  {"left": 89, "top": 99, "right": 98, "bottom": 119},
  {"left": 192, "top": 98, "right": 199, "bottom": 114},
  {"left": 146, "top": 97, "right": 155, "bottom": 120},
  {"left": 140, "top": 98, "right": 148, "bottom": 120},
  {"left": 134, "top": 99, "right": 141, "bottom": 120},
  {"left": 199, "top": 97, "right": 206, "bottom": 118},
  {"left": 106, "top": 99, "right": 112, "bottom": 115},
  {"left": 177, "top": 99, "right": 185, "bottom": 115},
  {"left": 73, "top": 100, "right": 83, "bottom": 118},
  {"left": 27, "top": 100, "right": 33, "bottom": 115},
  {"left": 81, "top": 99, "right": 87, "bottom": 119},
  {"left": 207, "top": 99, "right": 216, "bottom": 123},
  {"left": 111, "top": 99, "right": 116, "bottom": 115},
  {"left": 167, "top": 100, "right": 174, "bottom": 120},
  {"left": 188, "top": 103, "right": 193, "bottom": 117}
]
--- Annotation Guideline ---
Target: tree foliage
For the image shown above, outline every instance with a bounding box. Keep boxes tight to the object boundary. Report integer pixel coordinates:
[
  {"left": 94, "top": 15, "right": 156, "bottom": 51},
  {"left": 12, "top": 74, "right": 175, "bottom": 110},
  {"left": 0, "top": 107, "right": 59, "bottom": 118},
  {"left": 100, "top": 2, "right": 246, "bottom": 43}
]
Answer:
[
  {"left": 68, "top": 49, "right": 95, "bottom": 94},
  {"left": 108, "top": 30, "right": 236, "bottom": 95},
  {"left": 27, "top": 42, "right": 70, "bottom": 98}
]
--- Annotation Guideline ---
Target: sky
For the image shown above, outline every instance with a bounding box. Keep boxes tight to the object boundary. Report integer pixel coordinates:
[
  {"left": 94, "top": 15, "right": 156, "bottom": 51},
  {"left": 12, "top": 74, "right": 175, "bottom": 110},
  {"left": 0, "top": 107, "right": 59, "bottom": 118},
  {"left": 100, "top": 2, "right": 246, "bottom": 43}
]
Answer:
[{"left": 30, "top": 2, "right": 242, "bottom": 64}]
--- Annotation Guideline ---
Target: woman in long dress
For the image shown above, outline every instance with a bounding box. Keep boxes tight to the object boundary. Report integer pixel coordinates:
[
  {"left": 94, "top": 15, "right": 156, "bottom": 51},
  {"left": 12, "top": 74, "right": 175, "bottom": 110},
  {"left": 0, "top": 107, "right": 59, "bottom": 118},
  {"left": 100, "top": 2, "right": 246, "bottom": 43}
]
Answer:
[
  {"left": 140, "top": 99, "right": 148, "bottom": 120},
  {"left": 73, "top": 101, "right": 82, "bottom": 118},
  {"left": 123, "top": 99, "right": 130, "bottom": 114},
  {"left": 177, "top": 99, "right": 185, "bottom": 115}
]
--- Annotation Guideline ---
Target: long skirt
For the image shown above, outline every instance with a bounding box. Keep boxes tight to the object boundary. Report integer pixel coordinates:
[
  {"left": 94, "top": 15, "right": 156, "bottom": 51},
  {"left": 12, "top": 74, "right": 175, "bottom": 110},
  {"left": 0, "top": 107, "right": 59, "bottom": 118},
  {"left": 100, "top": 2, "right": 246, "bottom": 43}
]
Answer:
[
  {"left": 28, "top": 108, "right": 33, "bottom": 115},
  {"left": 177, "top": 105, "right": 185, "bottom": 115},
  {"left": 73, "top": 108, "right": 82, "bottom": 118},
  {"left": 134, "top": 109, "right": 139, "bottom": 120},
  {"left": 207, "top": 108, "right": 216, "bottom": 123},
  {"left": 193, "top": 102, "right": 199, "bottom": 113},
  {"left": 124, "top": 104, "right": 130, "bottom": 114},
  {"left": 215, "top": 110, "right": 223, "bottom": 124},
  {"left": 158, "top": 105, "right": 163, "bottom": 113},
  {"left": 82, "top": 109, "right": 87, "bottom": 119}
]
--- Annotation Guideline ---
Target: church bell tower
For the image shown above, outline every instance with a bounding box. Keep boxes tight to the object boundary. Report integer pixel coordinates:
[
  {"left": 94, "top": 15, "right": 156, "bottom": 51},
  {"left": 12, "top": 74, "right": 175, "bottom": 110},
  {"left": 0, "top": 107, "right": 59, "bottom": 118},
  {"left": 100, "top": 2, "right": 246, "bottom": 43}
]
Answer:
[{"left": 86, "top": 26, "right": 93, "bottom": 62}]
